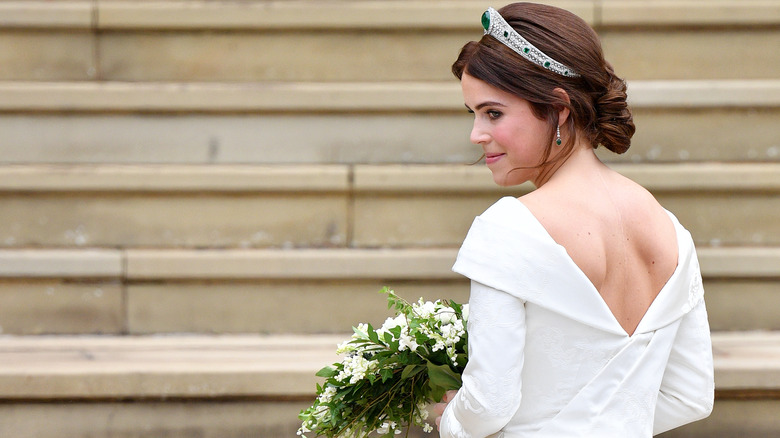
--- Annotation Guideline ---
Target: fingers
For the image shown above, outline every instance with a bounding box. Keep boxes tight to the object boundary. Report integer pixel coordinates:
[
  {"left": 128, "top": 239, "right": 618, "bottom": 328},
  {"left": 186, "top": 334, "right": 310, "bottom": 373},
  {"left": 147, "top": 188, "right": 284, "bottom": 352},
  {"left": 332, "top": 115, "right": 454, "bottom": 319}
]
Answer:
[
  {"left": 434, "top": 390, "right": 460, "bottom": 432},
  {"left": 444, "top": 389, "right": 458, "bottom": 403}
]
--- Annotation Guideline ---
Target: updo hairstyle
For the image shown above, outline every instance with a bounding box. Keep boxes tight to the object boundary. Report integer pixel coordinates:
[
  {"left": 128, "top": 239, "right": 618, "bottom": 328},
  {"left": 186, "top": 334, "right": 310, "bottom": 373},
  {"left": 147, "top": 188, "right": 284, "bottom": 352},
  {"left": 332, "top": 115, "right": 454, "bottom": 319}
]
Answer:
[{"left": 452, "top": 2, "right": 635, "bottom": 162}]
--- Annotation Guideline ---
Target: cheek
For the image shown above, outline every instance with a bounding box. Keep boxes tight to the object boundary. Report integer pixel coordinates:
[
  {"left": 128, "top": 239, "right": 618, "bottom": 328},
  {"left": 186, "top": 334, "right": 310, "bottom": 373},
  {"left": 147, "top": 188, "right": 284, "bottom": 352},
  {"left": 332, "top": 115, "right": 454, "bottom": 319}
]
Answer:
[{"left": 494, "top": 124, "right": 533, "bottom": 158}]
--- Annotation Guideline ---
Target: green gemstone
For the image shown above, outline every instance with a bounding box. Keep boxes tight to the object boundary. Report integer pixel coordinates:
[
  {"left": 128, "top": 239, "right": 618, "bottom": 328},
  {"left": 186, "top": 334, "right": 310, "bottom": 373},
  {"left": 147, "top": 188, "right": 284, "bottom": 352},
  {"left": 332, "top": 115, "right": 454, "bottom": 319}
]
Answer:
[
  {"left": 556, "top": 138, "right": 562, "bottom": 145},
  {"left": 503, "top": 31, "right": 509, "bottom": 38},
  {"left": 523, "top": 47, "right": 530, "bottom": 53},
  {"left": 481, "top": 11, "right": 490, "bottom": 30},
  {"left": 544, "top": 61, "right": 551, "bottom": 68}
]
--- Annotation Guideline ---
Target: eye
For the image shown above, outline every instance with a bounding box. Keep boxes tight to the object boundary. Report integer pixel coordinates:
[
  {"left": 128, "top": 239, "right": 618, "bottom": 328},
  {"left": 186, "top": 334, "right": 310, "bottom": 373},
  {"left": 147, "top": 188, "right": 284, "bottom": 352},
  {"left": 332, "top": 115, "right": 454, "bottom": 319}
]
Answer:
[
  {"left": 466, "top": 108, "right": 474, "bottom": 115},
  {"left": 487, "top": 110, "right": 502, "bottom": 120}
]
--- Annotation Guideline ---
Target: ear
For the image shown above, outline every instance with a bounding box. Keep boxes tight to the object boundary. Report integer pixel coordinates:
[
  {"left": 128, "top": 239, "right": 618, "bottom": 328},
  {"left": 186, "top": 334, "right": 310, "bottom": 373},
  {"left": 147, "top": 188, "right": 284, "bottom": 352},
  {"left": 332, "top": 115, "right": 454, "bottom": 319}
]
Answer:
[{"left": 552, "top": 88, "right": 571, "bottom": 127}]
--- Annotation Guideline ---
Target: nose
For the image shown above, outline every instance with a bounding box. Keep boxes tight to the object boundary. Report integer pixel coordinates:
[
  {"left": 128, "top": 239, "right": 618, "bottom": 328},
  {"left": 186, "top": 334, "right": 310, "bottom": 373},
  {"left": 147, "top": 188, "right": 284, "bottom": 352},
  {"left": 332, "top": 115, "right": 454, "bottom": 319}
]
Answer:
[{"left": 470, "top": 120, "right": 489, "bottom": 145}]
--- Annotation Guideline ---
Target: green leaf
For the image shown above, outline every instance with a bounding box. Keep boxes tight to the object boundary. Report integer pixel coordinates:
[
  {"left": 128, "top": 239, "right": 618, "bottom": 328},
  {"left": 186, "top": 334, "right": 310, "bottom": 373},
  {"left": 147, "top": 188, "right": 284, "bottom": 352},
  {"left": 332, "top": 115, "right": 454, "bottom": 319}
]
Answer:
[
  {"left": 316, "top": 366, "right": 337, "bottom": 378},
  {"left": 426, "top": 361, "right": 462, "bottom": 392},
  {"left": 400, "top": 364, "right": 425, "bottom": 380},
  {"left": 379, "top": 368, "right": 394, "bottom": 382},
  {"left": 367, "top": 324, "right": 380, "bottom": 343}
]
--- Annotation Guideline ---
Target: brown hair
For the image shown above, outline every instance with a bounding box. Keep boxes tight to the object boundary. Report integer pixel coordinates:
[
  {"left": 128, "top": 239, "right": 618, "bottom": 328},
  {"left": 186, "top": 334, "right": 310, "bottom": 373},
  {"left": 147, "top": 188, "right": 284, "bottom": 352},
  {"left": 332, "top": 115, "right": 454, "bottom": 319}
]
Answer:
[{"left": 452, "top": 2, "right": 635, "bottom": 164}]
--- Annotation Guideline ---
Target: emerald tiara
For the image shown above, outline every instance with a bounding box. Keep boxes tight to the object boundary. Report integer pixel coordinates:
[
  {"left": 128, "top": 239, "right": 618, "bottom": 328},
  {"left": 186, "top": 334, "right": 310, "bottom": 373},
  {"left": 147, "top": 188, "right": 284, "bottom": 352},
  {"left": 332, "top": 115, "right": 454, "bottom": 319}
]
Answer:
[{"left": 481, "top": 7, "right": 580, "bottom": 78}]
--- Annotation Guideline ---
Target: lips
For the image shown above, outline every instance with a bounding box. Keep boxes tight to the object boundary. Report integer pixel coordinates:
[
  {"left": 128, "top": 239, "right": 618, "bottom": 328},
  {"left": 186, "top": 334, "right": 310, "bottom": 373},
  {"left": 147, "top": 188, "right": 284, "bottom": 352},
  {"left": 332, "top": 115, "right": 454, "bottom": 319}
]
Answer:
[{"left": 484, "top": 153, "right": 505, "bottom": 165}]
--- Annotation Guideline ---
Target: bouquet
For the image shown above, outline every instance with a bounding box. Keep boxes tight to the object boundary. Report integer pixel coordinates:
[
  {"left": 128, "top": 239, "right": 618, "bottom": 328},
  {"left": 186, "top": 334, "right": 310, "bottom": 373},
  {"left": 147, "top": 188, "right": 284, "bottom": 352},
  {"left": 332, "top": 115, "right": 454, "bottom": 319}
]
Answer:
[{"left": 297, "top": 287, "right": 469, "bottom": 437}]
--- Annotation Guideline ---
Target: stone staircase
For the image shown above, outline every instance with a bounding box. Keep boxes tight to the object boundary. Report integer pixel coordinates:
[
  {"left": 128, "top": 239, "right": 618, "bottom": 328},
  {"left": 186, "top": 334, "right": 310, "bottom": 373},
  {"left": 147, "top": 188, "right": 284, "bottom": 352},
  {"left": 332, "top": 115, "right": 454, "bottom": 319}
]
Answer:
[{"left": 0, "top": 1, "right": 778, "bottom": 437}]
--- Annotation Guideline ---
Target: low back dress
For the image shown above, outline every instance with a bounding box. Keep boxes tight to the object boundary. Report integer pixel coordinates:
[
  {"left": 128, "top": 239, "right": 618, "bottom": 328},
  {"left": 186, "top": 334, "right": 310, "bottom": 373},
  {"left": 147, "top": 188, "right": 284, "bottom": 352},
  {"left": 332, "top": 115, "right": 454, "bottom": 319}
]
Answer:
[{"left": 439, "top": 197, "right": 714, "bottom": 438}]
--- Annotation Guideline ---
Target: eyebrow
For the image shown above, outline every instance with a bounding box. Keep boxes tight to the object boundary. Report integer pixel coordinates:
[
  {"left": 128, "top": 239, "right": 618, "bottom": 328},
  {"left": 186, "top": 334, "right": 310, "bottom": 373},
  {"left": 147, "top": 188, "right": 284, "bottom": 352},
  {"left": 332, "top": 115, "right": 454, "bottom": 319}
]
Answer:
[{"left": 465, "top": 101, "right": 506, "bottom": 111}]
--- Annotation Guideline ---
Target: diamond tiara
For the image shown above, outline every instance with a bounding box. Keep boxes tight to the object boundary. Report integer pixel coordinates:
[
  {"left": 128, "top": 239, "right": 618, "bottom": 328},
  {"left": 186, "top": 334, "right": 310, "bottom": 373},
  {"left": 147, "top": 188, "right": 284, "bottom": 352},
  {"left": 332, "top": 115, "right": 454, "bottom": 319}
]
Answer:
[{"left": 481, "top": 7, "right": 580, "bottom": 78}]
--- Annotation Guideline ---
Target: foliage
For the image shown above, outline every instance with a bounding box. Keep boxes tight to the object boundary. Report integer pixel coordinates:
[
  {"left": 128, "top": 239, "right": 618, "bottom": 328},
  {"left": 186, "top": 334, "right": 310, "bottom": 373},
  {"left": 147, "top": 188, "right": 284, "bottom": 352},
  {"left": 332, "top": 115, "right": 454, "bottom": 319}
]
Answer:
[{"left": 297, "top": 287, "right": 468, "bottom": 437}]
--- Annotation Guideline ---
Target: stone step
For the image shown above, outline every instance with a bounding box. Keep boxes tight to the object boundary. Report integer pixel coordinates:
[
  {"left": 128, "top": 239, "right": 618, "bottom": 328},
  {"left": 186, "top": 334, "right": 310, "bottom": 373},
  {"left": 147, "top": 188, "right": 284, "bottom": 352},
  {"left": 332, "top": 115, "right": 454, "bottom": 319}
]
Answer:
[
  {"left": 0, "top": 245, "right": 778, "bottom": 335},
  {"left": 1, "top": 1, "right": 778, "bottom": 82},
  {"left": 0, "top": 332, "right": 777, "bottom": 437},
  {"left": 0, "top": 80, "right": 777, "bottom": 164},
  {"left": 0, "top": 163, "right": 776, "bottom": 249}
]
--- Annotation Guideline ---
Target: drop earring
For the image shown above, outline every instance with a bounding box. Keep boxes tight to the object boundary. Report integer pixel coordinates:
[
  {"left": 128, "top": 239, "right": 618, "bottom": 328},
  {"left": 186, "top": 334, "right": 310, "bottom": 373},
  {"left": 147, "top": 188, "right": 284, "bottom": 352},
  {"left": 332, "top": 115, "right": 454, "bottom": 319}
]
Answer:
[{"left": 556, "top": 125, "right": 562, "bottom": 145}]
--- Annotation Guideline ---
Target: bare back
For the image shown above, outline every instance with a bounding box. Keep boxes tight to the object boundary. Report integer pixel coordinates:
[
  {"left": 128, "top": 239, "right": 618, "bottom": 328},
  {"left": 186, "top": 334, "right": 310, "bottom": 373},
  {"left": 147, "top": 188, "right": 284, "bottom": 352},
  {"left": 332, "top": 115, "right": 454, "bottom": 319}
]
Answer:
[{"left": 521, "top": 168, "right": 678, "bottom": 336}]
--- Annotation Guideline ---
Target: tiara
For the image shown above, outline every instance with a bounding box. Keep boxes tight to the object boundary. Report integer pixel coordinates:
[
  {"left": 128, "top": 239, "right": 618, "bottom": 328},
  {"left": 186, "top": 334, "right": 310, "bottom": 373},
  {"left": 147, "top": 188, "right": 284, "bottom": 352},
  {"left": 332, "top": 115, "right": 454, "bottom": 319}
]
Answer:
[{"left": 481, "top": 7, "right": 580, "bottom": 78}]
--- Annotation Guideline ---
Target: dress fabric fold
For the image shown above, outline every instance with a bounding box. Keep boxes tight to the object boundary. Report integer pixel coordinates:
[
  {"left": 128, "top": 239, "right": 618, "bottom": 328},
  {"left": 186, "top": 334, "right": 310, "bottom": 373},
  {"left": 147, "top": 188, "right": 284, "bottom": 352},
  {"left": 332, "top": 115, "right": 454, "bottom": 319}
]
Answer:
[{"left": 440, "top": 197, "right": 714, "bottom": 438}]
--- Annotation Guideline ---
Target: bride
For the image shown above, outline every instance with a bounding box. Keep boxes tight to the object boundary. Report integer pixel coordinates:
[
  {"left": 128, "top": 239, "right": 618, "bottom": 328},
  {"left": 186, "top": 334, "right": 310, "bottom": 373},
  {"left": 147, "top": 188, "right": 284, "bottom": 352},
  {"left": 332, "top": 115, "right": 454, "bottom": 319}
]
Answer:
[{"left": 434, "top": 3, "right": 714, "bottom": 437}]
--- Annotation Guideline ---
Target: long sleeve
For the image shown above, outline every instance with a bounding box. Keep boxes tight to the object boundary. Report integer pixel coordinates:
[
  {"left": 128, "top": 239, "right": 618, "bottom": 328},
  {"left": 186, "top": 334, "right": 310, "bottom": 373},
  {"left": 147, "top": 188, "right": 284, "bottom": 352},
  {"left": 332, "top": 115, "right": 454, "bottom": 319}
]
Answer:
[
  {"left": 652, "top": 299, "right": 715, "bottom": 435},
  {"left": 439, "top": 280, "right": 526, "bottom": 438}
]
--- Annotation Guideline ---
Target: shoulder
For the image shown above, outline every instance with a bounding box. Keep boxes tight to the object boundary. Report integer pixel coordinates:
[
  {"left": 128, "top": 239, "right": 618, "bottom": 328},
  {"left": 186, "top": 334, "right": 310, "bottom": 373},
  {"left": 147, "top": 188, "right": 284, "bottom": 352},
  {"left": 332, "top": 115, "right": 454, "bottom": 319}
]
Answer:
[
  {"left": 476, "top": 196, "right": 529, "bottom": 225},
  {"left": 461, "top": 197, "right": 549, "bottom": 248},
  {"left": 453, "top": 197, "right": 561, "bottom": 299}
]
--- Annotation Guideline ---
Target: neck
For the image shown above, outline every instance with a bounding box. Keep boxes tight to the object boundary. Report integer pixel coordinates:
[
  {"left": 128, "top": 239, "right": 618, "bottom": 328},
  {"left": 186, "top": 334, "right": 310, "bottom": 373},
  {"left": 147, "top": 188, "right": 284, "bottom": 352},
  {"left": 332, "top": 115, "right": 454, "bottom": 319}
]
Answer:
[{"left": 532, "top": 139, "right": 602, "bottom": 188}]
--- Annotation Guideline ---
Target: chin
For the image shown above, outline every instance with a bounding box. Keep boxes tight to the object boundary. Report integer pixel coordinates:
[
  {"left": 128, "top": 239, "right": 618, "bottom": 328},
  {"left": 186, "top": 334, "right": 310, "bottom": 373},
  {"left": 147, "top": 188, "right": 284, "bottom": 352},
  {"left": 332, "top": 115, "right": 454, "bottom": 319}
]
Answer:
[{"left": 491, "top": 171, "right": 525, "bottom": 187}]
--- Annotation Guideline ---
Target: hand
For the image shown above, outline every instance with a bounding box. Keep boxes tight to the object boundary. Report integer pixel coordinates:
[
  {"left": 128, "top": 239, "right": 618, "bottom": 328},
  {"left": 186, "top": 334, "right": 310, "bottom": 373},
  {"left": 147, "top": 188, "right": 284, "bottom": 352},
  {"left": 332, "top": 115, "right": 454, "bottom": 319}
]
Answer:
[{"left": 433, "top": 390, "right": 459, "bottom": 431}]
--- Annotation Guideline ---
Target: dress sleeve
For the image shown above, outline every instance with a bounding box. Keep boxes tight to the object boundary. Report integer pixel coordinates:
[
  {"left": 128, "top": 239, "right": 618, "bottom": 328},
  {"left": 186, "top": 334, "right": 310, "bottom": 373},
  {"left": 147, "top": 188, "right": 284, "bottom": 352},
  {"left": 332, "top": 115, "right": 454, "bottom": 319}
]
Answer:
[
  {"left": 652, "top": 299, "right": 715, "bottom": 435},
  {"left": 439, "top": 280, "right": 526, "bottom": 438}
]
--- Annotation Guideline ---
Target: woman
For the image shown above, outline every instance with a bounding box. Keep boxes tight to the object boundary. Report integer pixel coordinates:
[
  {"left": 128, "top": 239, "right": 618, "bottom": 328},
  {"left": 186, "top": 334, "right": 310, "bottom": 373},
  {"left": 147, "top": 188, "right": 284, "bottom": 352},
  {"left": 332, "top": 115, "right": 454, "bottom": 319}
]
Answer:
[{"left": 433, "top": 3, "right": 714, "bottom": 437}]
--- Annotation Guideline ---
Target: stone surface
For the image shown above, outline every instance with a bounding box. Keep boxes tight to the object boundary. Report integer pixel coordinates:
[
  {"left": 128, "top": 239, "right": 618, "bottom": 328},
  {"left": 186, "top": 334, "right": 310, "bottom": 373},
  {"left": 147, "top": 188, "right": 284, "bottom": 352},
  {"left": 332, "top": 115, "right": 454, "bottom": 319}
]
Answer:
[
  {"left": 705, "top": 280, "right": 780, "bottom": 331},
  {"left": 0, "top": 95, "right": 777, "bottom": 165},
  {"left": 353, "top": 193, "right": 501, "bottom": 247},
  {"left": 0, "top": 31, "right": 95, "bottom": 81},
  {"left": 0, "top": 2, "right": 92, "bottom": 28},
  {"left": 0, "top": 398, "right": 775, "bottom": 438},
  {"left": 0, "top": 397, "right": 775, "bottom": 438},
  {"left": 0, "top": 114, "right": 476, "bottom": 164},
  {"left": 602, "top": 0, "right": 780, "bottom": 26},
  {"left": 602, "top": 28, "right": 780, "bottom": 80},
  {"left": 126, "top": 276, "right": 778, "bottom": 334},
  {"left": 127, "top": 281, "right": 468, "bottom": 334},
  {"left": 353, "top": 191, "right": 780, "bottom": 247},
  {"left": 0, "top": 280, "right": 122, "bottom": 334},
  {"left": 1, "top": 81, "right": 777, "bottom": 113},
  {"left": 0, "top": 249, "right": 122, "bottom": 278},
  {"left": 0, "top": 333, "right": 776, "bottom": 397},
  {"left": 98, "top": 31, "right": 473, "bottom": 82},
  {"left": 0, "top": 400, "right": 313, "bottom": 438},
  {"left": 0, "top": 164, "right": 349, "bottom": 192},
  {"left": 0, "top": 335, "right": 343, "bottom": 398},
  {"left": 93, "top": 17, "right": 777, "bottom": 82},
  {"left": 657, "top": 399, "right": 780, "bottom": 438},
  {"left": 0, "top": 193, "right": 348, "bottom": 248},
  {"left": 125, "top": 249, "right": 458, "bottom": 280},
  {"left": 94, "top": 1, "right": 592, "bottom": 30}
]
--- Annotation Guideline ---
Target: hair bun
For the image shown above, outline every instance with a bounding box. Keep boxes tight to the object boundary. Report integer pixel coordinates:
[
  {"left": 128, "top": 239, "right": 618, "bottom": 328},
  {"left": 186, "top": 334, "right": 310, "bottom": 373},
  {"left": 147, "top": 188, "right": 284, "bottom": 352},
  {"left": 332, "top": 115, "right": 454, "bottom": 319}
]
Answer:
[{"left": 594, "top": 68, "right": 635, "bottom": 154}]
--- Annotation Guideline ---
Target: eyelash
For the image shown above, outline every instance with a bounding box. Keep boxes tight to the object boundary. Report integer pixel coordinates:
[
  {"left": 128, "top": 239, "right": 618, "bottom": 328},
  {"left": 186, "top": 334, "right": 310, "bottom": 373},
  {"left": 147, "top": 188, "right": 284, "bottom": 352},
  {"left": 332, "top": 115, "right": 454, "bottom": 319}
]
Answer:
[{"left": 466, "top": 109, "right": 502, "bottom": 120}]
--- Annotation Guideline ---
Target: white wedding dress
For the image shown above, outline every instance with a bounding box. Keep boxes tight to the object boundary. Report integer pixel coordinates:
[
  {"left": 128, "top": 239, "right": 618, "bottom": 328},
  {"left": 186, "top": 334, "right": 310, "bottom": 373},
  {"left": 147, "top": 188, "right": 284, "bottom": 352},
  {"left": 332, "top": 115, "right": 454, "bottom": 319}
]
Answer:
[{"left": 439, "top": 197, "right": 714, "bottom": 438}]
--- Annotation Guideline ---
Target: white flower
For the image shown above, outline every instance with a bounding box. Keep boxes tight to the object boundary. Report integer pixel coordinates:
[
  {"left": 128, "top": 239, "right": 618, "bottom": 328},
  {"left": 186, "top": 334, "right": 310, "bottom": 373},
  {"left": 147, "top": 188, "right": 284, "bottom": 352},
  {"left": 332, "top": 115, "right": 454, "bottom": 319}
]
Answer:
[
  {"left": 297, "top": 421, "right": 312, "bottom": 437},
  {"left": 462, "top": 304, "right": 469, "bottom": 321},
  {"left": 398, "top": 330, "right": 419, "bottom": 352},
  {"left": 317, "top": 385, "right": 337, "bottom": 403},
  {"left": 413, "top": 299, "right": 438, "bottom": 318},
  {"left": 387, "top": 314, "right": 407, "bottom": 329},
  {"left": 336, "top": 354, "right": 376, "bottom": 384},
  {"left": 423, "top": 423, "right": 434, "bottom": 433},
  {"left": 312, "top": 405, "right": 330, "bottom": 421},
  {"left": 435, "top": 308, "right": 456, "bottom": 324},
  {"left": 377, "top": 314, "right": 407, "bottom": 339},
  {"left": 352, "top": 323, "right": 370, "bottom": 340},
  {"left": 376, "top": 422, "right": 390, "bottom": 434},
  {"left": 336, "top": 340, "right": 356, "bottom": 354},
  {"left": 417, "top": 404, "right": 429, "bottom": 420}
]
